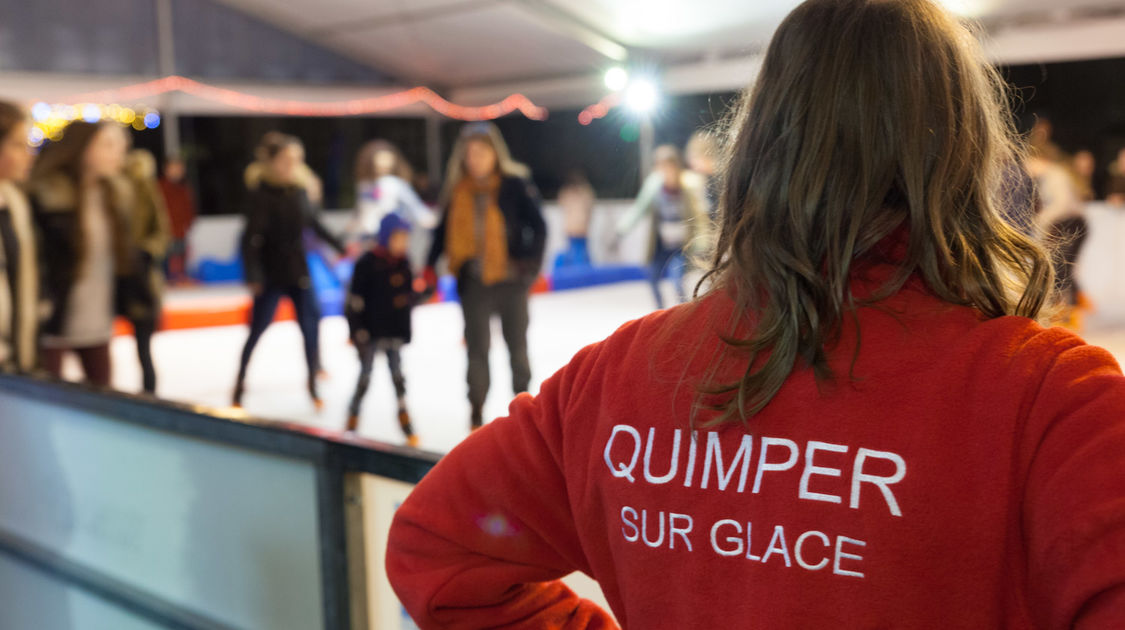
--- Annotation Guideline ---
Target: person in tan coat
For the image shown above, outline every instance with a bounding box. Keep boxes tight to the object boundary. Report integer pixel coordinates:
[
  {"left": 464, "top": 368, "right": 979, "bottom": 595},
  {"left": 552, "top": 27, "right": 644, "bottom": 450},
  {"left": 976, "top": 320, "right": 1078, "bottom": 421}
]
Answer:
[{"left": 120, "top": 148, "right": 171, "bottom": 393}]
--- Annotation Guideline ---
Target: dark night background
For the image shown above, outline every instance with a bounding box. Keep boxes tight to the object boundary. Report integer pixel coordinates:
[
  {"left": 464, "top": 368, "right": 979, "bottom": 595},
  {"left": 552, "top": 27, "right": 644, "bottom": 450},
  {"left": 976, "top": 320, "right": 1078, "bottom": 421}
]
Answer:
[{"left": 128, "top": 56, "right": 1125, "bottom": 214}]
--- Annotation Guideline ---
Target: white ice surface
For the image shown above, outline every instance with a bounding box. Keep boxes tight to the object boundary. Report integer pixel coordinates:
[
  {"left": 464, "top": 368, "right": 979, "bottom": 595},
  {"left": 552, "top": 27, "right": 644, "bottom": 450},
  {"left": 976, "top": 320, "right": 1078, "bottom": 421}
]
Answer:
[
  {"left": 98, "top": 281, "right": 673, "bottom": 455},
  {"left": 53, "top": 275, "right": 1125, "bottom": 456}
]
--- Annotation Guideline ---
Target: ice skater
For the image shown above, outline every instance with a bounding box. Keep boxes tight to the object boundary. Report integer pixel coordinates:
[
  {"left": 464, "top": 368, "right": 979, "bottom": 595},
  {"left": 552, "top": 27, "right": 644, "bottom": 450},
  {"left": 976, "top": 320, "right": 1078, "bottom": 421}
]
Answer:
[
  {"left": 349, "top": 139, "right": 437, "bottom": 248},
  {"left": 345, "top": 213, "right": 431, "bottom": 446},
  {"left": 424, "top": 122, "right": 546, "bottom": 430},
  {"left": 615, "top": 144, "right": 711, "bottom": 309},
  {"left": 233, "top": 133, "right": 345, "bottom": 410}
]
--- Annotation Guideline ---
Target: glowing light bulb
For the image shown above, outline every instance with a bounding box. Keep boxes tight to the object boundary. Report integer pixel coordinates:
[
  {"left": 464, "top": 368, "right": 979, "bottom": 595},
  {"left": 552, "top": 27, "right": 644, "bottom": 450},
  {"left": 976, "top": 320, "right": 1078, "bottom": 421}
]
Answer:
[
  {"left": 82, "top": 104, "right": 101, "bottom": 123},
  {"left": 143, "top": 112, "right": 161, "bottom": 129},
  {"left": 604, "top": 67, "right": 629, "bottom": 92},
  {"left": 624, "top": 79, "right": 660, "bottom": 115},
  {"left": 30, "top": 102, "right": 51, "bottom": 122}
]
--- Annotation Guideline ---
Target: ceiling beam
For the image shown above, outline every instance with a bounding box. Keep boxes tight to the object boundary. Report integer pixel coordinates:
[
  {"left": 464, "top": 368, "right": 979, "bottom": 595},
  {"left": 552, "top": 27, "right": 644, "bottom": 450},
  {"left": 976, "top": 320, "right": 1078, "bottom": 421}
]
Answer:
[
  {"left": 510, "top": 0, "right": 630, "bottom": 62},
  {"left": 310, "top": 0, "right": 501, "bottom": 36}
]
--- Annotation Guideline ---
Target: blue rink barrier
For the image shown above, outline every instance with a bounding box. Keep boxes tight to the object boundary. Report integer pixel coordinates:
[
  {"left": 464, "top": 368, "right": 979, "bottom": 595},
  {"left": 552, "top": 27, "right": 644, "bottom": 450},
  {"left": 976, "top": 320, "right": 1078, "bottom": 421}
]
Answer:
[
  {"left": 0, "top": 374, "right": 440, "bottom": 630},
  {"left": 551, "top": 264, "right": 647, "bottom": 291},
  {"left": 192, "top": 253, "right": 651, "bottom": 308}
]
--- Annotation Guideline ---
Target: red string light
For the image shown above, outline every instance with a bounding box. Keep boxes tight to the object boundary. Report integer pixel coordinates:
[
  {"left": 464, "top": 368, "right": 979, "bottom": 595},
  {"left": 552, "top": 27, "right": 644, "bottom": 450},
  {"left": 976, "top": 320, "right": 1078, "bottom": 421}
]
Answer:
[
  {"left": 577, "top": 93, "right": 621, "bottom": 125},
  {"left": 64, "top": 76, "right": 548, "bottom": 121}
]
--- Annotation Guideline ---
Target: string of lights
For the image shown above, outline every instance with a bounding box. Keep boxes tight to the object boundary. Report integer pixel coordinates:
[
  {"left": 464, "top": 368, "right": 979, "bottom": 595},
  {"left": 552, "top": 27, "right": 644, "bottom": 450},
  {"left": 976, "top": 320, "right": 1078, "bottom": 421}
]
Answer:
[
  {"left": 28, "top": 102, "right": 162, "bottom": 147},
  {"left": 63, "top": 75, "right": 548, "bottom": 121},
  {"left": 577, "top": 93, "right": 621, "bottom": 126}
]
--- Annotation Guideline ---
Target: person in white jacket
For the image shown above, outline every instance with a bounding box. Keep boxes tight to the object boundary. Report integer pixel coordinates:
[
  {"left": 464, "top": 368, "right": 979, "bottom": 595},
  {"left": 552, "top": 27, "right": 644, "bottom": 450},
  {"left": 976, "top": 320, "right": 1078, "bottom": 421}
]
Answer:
[{"left": 350, "top": 140, "right": 436, "bottom": 245}]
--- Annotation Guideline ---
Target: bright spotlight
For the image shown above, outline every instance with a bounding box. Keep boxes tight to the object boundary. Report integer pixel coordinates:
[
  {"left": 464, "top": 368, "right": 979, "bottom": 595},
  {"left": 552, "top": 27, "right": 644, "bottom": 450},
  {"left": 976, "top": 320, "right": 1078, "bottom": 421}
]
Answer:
[
  {"left": 604, "top": 67, "right": 628, "bottom": 92},
  {"left": 624, "top": 79, "right": 660, "bottom": 115}
]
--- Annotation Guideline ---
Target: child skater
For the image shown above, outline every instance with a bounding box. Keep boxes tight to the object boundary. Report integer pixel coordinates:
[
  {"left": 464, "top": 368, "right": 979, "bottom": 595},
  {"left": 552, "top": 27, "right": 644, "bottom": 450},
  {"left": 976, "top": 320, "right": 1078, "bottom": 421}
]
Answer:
[{"left": 345, "top": 213, "right": 430, "bottom": 446}]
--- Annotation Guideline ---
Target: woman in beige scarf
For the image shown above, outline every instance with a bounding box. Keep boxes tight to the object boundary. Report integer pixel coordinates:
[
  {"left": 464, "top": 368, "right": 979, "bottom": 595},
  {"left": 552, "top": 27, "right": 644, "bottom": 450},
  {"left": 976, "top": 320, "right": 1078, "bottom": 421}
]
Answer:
[{"left": 425, "top": 123, "right": 547, "bottom": 430}]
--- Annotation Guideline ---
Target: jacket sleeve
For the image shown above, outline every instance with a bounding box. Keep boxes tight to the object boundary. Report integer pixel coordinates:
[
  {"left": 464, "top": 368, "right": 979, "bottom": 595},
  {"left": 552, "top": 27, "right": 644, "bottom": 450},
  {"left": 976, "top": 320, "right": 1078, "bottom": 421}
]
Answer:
[
  {"left": 142, "top": 182, "right": 173, "bottom": 260},
  {"left": 617, "top": 172, "right": 660, "bottom": 236},
  {"left": 519, "top": 178, "right": 548, "bottom": 265},
  {"left": 344, "top": 255, "right": 369, "bottom": 341},
  {"left": 386, "top": 345, "right": 618, "bottom": 629},
  {"left": 1020, "top": 332, "right": 1125, "bottom": 629},
  {"left": 425, "top": 208, "right": 448, "bottom": 269},
  {"left": 240, "top": 192, "right": 267, "bottom": 286},
  {"left": 305, "top": 200, "right": 346, "bottom": 255},
  {"left": 398, "top": 178, "right": 440, "bottom": 230}
]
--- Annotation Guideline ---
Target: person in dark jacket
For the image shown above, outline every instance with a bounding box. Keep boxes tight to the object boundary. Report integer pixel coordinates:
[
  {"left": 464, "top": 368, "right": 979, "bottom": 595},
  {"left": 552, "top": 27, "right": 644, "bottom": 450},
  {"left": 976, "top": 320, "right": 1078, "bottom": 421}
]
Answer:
[
  {"left": 0, "top": 101, "right": 39, "bottom": 374},
  {"left": 345, "top": 212, "right": 432, "bottom": 445},
  {"left": 29, "top": 121, "right": 132, "bottom": 387},
  {"left": 425, "top": 122, "right": 547, "bottom": 430},
  {"left": 233, "top": 133, "right": 344, "bottom": 410}
]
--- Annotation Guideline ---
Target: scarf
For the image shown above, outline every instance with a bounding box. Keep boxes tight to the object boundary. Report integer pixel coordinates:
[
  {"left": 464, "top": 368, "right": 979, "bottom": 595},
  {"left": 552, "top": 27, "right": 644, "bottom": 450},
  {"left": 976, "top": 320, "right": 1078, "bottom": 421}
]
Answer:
[{"left": 446, "top": 174, "right": 509, "bottom": 286}]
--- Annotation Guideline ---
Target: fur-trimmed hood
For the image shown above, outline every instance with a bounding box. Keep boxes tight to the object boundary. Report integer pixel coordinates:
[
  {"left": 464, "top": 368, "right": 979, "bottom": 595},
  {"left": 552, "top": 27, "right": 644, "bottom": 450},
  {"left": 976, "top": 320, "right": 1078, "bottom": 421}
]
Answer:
[{"left": 29, "top": 171, "right": 133, "bottom": 213}]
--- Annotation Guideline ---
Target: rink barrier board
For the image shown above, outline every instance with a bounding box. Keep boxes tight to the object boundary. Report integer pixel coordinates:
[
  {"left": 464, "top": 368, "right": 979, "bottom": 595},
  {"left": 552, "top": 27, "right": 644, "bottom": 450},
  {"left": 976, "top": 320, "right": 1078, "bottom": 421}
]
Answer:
[{"left": 0, "top": 373, "right": 440, "bottom": 630}]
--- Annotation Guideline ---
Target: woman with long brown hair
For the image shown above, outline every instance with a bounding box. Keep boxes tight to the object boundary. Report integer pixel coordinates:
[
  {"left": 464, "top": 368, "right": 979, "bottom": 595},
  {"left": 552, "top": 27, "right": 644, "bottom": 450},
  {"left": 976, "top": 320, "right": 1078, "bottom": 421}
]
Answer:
[
  {"left": 425, "top": 122, "right": 546, "bottom": 430},
  {"left": 387, "top": 1, "right": 1125, "bottom": 626},
  {"left": 0, "top": 101, "right": 39, "bottom": 373},
  {"left": 30, "top": 121, "right": 131, "bottom": 387}
]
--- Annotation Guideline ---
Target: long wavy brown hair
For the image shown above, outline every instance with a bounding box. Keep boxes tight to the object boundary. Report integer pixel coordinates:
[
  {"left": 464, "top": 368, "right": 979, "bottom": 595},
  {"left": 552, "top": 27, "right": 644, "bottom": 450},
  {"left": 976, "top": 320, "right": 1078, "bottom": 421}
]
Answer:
[{"left": 699, "top": 0, "right": 1054, "bottom": 425}]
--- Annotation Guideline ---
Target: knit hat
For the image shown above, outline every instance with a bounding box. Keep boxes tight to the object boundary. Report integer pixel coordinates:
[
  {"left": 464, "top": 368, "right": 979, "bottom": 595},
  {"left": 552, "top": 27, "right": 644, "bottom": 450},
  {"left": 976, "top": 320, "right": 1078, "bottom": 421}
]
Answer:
[{"left": 378, "top": 212, "right": 412, "bottom": 248}]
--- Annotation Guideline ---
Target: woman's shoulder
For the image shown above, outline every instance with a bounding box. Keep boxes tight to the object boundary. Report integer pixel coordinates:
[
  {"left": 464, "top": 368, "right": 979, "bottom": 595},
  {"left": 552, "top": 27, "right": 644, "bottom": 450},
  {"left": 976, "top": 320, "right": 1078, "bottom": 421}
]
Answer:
[{"left": 979, "top": 316, "right": 1112, "bottom": 371}]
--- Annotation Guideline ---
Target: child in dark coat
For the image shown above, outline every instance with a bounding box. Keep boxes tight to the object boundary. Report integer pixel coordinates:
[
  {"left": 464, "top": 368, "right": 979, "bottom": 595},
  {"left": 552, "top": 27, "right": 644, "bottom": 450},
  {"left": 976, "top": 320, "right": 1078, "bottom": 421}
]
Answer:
[{"left": 345, "top": 213, "right": 429, "bottom": 445}]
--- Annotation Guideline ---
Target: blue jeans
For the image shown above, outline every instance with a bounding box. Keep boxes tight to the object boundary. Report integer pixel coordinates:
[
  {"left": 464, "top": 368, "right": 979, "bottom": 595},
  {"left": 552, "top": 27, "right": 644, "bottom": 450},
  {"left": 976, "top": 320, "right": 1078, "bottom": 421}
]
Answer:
[
  {"left": 650, "top": 244, "right": 686, "bottom": 310},
  {"left": 236, "top": 285, "right": 321, "bottom": 395}
]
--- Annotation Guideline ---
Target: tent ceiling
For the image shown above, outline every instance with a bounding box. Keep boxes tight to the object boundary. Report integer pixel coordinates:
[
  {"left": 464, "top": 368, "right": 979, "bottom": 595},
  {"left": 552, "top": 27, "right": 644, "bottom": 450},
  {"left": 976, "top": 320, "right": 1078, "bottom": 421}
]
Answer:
[{"left": 215, "top": 0, "right": 1125, "bottom": 88}]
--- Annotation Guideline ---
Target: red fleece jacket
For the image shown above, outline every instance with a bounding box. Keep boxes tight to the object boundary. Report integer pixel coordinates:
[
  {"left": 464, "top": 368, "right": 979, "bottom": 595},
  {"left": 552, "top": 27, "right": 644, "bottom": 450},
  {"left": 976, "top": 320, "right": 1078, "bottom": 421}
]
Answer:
[{"left": 386, "top": 279, "right": 1125, "bottom": 629}]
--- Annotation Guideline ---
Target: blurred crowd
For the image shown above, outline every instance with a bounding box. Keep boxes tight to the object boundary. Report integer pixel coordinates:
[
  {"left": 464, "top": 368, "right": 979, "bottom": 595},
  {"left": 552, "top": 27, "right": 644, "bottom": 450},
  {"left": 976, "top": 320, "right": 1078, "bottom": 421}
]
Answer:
[
  {"left": 0, "top": 102, "right": 195, "bottom": 395},
  {"left": 1, "top": 97, "right": 1122, "bottom": 446}
]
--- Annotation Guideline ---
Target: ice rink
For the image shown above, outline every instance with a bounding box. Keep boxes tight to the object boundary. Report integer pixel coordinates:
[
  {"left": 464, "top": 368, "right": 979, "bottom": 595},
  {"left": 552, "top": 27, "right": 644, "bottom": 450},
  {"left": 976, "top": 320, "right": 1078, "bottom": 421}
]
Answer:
[
  {"left": 98, "top": 281, "right": 666, "bottom": 454},
  {"left": 73, "top": 270, "right": 1125, "bottom": 456}
]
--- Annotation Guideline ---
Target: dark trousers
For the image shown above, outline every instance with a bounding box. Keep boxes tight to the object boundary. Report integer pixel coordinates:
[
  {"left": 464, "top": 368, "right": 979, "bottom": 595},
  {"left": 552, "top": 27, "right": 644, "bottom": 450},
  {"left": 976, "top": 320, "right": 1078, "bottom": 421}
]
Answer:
[
  {"left": 131, "top": 317, "right": 157, "bottom": 394},
  {"left": 650, "top": 243, "right": 687, "bottom": 310},
  {"left": 349, "top": 340, "right": 406, "bottom": 416},
  {"left": 236, "top": 285, "right": 321, "bottom": 392},
  {"left": 1049, "top": 217, "right": 1089, "bottom": 306},
  {"left": 458, "top": 270, "right": 532, "bottom": 412},
  {"left": 43, "top": 344, "right": 111, "bottom": 388}
]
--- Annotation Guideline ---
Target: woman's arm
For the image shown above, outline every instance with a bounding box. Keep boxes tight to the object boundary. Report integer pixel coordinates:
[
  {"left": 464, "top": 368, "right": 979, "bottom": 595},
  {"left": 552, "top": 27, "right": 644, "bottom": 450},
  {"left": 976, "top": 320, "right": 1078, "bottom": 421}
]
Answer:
[
  {"left": 386, "top": 344, "right": 618, "bottom": 629},
  {"left": 344, "top": 255, "right": 371, "bottom": 343},
  {"left": 616, "top": 172, "right": 661, "bottom": 236},
  {"left": 142, "top": 182, "right": 173, "bottom": 260},
  {"left": 394, "top": 177, "right": 440, "bottom": 230},
  {"left": 240, "top": 191, "right": 267, "bottom": 288},
  {"left": 1020, "top": 331, "right": 1125, "bottom": 629},
  {"left": 518, "top": 178, "right": 548, "bottom": 268},
  {"left": 303, "top": 196, "right": 347, "bottom": 255},
  {"left": 425, "top": 208, "right": 448, "bottom": 271}
]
